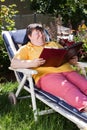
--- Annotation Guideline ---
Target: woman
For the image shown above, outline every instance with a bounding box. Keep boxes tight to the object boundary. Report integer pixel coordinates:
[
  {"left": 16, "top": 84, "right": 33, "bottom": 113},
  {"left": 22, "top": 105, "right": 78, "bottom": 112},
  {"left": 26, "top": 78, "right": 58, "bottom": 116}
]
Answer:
[{"left": 11, "top": 23, "right": 87, "bottom": 112}]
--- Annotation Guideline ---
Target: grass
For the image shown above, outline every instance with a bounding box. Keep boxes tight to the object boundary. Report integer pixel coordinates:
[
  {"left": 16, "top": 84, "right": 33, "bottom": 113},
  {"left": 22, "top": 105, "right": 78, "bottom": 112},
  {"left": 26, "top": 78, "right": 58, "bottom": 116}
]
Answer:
[{"left": 0, "top": 82, "right": 79, "bottom": 130}]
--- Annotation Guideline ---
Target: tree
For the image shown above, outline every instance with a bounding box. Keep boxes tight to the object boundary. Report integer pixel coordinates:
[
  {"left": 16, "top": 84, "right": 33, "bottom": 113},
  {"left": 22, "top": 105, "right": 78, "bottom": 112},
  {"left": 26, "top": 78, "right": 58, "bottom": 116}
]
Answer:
[{"left": 30, "top": 0, "right": 87, "bottom": 29}]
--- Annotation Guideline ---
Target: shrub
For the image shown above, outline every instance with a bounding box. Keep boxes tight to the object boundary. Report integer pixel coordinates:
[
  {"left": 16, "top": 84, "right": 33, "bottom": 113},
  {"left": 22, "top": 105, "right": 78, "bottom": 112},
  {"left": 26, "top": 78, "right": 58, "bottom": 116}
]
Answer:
[{"left": 0, "top": 2, "right": 18, "bottom": 82}]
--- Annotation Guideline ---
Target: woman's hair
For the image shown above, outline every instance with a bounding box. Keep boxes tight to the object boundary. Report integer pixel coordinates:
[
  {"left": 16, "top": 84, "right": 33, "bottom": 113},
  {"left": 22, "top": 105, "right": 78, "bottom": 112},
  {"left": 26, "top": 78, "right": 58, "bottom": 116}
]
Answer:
[{"left": 26, "top": 23, "right": 44, "bottom": 36}]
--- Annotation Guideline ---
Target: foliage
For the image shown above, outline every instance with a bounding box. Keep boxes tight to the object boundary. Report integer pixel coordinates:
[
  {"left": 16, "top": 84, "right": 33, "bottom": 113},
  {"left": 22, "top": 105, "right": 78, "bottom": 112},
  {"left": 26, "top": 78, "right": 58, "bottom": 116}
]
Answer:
[
  {"left": 30, "top": 0, "right": 87, "bottom": 29},
  {"left": 1, "top": 5, "right": 18, "bottom": 31},
  {"left": 0, "top": 2, "right": 18, "bottom": 79},
  {"left": 73, "top": 29, "right": 87, "bottom": 61}
]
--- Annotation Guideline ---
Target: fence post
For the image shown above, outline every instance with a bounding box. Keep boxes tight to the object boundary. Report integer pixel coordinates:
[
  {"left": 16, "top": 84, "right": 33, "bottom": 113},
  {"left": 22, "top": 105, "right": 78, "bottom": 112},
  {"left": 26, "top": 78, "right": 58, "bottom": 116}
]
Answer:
[{"left": 34, "top": 13, "right": 37, "bottom": 23}]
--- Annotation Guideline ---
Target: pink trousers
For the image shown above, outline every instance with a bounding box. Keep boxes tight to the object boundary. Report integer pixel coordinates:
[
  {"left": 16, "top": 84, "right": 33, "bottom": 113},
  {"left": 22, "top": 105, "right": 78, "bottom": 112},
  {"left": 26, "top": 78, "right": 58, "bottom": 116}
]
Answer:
[{"left": 36, "top": 71, "right": 87, "bottom": 110}]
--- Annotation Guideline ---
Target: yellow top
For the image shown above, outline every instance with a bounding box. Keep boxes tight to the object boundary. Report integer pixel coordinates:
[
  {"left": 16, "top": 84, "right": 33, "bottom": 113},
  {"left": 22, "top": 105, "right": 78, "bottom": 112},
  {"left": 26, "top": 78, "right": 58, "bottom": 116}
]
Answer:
[{"left": 14, "top": 41, "right": 73, "bottom": 83}]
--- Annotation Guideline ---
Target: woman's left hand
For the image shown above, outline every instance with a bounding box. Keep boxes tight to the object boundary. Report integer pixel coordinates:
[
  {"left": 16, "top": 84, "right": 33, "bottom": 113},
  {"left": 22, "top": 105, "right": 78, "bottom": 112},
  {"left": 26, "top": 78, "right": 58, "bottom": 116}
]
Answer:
[{"left": 69, "top": 56, "right": 78, "bottom": 65}]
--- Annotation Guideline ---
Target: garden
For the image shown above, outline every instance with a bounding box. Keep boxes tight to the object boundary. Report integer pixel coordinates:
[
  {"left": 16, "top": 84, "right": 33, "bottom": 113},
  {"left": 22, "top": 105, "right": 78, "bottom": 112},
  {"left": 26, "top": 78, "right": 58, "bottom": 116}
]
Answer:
[{"left": 0, "top": 0, "right": 87, "bottom": 130}]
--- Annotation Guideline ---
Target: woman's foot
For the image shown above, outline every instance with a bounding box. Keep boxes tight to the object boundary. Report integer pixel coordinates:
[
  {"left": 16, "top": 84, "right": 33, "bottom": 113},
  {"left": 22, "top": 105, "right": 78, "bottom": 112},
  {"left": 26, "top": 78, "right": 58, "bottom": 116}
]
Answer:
[
  {"left": 82, "top": 111, "right": 87, "bottom": 117},
  {"left": 84, "top": 106, "right": 87, "bottom": 112}
]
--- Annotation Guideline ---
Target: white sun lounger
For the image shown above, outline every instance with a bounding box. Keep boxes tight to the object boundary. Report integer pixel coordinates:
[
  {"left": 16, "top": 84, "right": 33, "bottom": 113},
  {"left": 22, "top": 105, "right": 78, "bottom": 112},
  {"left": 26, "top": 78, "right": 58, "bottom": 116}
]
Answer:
[{"left": 2, "top": 29, "right": 87, "bottom": 130}]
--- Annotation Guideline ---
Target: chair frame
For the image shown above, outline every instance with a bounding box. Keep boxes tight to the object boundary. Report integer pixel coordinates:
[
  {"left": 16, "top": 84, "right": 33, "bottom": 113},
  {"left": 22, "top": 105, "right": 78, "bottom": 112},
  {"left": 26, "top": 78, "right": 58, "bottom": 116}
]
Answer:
[{"left": 2, "top": 30, "right": 87, "bottom": 130}]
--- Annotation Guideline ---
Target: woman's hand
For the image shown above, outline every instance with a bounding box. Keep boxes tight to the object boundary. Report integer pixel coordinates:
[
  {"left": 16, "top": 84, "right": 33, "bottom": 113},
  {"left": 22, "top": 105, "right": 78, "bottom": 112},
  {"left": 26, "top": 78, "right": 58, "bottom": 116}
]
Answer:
[
  {"left": 31, "top": 58, "right": 46, "bottom": 67},
  {"left": 69, "top": 56, "right": 78, "bottom": 65}
]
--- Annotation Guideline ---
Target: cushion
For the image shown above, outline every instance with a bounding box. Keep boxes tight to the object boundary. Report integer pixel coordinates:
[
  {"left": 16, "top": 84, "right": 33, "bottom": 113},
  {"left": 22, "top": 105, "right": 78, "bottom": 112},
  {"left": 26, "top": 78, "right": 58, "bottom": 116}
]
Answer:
[{"left": 11, "top": 29, "right": 29, "bottom": 45}]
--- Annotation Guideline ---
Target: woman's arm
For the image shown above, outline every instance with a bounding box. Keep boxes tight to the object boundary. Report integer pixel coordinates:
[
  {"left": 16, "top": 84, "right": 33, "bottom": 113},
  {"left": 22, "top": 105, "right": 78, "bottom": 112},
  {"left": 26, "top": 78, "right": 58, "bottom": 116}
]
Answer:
[{"left": 11, "top": 57, "right": 46, "bottom": 69}]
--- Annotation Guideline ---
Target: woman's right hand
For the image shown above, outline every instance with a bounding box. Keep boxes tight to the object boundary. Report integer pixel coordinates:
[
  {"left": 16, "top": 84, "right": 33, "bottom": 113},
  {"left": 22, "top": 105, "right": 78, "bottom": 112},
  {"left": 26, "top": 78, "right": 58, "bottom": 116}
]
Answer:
[{"left": 31, "top": 58, "right": 46, "bottom": 67}]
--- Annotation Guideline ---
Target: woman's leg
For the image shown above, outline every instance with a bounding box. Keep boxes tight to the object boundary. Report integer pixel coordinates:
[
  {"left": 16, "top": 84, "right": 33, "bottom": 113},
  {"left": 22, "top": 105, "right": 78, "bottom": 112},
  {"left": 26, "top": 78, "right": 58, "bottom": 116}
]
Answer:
[
  {"left": 36, "top": 73, "right": 87, "bottom": 110},
  {"left": 63, "top": 71, "right": 87, "bottom": 95}
]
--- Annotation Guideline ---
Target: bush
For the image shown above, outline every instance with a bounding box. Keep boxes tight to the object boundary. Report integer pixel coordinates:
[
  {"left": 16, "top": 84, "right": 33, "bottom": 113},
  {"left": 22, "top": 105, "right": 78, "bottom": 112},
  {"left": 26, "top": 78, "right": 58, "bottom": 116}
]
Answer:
[
  {"left": 0, "top": 2, "right": 18, "bottom": 82},
  {"left": 73, "top": 30, "right": 87, "bottom": 61}
]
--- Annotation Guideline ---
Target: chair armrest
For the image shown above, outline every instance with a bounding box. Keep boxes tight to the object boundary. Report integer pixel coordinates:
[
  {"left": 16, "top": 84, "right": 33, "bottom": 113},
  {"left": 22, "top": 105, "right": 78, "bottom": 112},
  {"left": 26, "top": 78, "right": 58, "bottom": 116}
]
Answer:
[
  {"left": 78, "top": 62, "right": 87, "bottom": 67},
  {"left": 77, "top": 62, "right": 87, "bottom": 77},
  {"left": 9, "top": 67, "right": 38, "bottom": 75}
]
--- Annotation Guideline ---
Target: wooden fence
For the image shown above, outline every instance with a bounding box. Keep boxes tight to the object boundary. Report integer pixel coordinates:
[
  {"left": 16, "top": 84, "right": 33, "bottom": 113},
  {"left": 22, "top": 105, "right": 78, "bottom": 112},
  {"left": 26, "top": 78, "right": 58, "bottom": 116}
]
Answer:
[{"left": 14, "top": 13, "right": 55, "bottom": 29}]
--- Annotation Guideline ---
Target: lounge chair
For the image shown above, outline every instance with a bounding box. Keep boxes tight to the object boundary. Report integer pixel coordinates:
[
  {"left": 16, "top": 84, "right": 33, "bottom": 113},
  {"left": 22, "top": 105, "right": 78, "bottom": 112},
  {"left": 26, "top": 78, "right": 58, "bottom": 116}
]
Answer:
[{"left": 2, "top": 29, "right": 87, "bottom": 130}]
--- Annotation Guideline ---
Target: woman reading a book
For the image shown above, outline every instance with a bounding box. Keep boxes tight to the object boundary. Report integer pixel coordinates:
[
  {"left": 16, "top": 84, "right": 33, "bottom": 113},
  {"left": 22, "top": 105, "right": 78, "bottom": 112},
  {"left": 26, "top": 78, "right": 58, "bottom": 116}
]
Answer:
[{"left": 11, "top": 23, "right": 87, "bottom": 113}]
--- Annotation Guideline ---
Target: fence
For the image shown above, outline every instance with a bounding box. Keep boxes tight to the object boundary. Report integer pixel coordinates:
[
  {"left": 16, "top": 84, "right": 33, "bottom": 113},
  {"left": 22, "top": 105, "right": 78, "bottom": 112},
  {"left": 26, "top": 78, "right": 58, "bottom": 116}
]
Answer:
[{"left": 14, "top": 13, "right": 55, "bottom": 29}]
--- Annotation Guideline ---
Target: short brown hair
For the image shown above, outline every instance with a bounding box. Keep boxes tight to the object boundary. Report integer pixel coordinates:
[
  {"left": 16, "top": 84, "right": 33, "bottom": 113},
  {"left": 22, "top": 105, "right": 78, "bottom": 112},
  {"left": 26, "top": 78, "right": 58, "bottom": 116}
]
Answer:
[{"left": 26, "top": 23, "right": 44, "bottom": 36}]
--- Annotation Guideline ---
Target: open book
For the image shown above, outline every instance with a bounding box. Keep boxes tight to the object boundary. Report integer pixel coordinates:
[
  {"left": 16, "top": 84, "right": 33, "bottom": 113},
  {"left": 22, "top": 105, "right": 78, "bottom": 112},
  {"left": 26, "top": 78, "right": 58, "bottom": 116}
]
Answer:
[{"left": 39, "top": 42, "right": 83, "bottom": 67}]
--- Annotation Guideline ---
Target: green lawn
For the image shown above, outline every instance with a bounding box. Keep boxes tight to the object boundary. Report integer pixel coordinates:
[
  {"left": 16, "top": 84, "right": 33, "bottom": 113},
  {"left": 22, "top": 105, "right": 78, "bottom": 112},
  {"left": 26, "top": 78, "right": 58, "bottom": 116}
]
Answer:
[{"left": 0, "top": 82, "right": 79, "bottom": 130}]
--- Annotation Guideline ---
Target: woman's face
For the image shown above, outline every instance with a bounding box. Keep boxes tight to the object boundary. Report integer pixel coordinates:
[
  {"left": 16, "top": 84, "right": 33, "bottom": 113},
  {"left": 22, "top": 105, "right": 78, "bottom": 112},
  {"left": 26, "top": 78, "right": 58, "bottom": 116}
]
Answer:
[{"left": 28, "top": 29, "right": 46, "bottom": 46}]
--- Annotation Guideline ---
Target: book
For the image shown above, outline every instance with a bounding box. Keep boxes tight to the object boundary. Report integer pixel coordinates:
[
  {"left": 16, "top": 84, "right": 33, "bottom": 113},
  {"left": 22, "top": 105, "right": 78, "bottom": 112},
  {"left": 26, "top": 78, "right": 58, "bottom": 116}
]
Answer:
[{"left": 39, "top": 42, "right": 83, "bottom": 67}]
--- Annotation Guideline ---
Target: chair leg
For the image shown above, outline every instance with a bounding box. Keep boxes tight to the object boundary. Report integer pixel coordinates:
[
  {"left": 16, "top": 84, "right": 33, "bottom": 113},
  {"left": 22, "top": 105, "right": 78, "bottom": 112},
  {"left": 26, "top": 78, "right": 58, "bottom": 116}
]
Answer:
[
  {"left": 15, "top": 75, "right": 27, "bottom": 98},
  {"left": 77, "top": 125, "right": 87, "bottom": 130},
  {"left": 28, "top": 76, "right": 38, "bottom": 121},
  {"left": 80, "top": 128, "right": 87, "bottom": 130}
]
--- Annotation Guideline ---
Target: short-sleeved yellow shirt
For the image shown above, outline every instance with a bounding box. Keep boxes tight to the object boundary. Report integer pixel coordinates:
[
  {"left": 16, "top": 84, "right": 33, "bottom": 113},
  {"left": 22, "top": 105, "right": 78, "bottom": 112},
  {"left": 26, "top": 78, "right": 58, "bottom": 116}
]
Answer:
[{"left": 14, "top": 41, "right": 73, "bottom": 83}]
